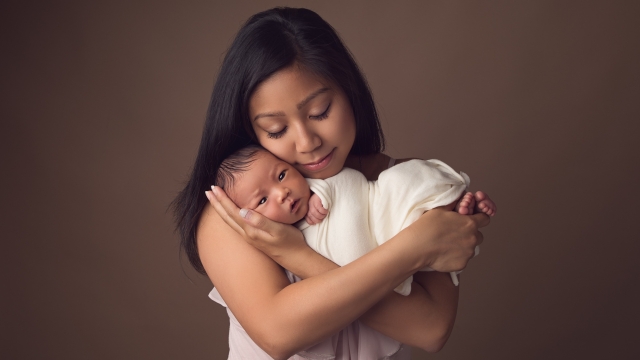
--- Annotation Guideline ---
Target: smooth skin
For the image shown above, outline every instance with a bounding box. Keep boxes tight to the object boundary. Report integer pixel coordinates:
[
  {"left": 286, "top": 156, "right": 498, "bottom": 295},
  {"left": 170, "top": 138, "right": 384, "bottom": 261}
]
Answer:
[
  {"left": 199, "top": 65, "right": 489, "bottom": 359},
  {"left": 226, "top": 150, "right": 311, "bottom": 225}
]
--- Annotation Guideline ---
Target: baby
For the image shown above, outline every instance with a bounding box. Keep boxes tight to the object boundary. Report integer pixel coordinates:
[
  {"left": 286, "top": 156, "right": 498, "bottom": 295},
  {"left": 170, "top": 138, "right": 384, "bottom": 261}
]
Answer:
[{"left": 216, "top": 145, "right": 496, "bottom": 293}]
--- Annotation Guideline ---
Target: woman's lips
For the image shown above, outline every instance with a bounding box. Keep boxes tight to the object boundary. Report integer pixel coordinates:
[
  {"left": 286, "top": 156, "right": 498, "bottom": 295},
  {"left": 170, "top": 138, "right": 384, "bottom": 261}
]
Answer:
[{"left": 300, "top": 149, "right": 335, "bottom": 172}]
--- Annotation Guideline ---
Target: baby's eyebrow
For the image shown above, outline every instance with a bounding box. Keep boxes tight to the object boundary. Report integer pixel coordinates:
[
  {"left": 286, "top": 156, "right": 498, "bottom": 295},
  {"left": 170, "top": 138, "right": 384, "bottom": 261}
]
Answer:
[{"left": 268, "top": 165, "right": 277, "bottom": 180}]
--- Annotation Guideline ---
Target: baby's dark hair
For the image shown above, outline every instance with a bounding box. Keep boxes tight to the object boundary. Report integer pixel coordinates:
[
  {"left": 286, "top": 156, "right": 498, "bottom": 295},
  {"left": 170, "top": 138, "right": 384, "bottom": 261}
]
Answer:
[{"left": 215, "top": 144, "right": 265, "bottom": 191}]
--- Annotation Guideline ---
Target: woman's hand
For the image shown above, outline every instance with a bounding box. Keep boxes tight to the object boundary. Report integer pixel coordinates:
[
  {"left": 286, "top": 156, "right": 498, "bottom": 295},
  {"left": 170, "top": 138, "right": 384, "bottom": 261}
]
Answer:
[
  {"left": 205, "top": 186, "right": 308, "bottom": 261},
  {"left": 410, "top": 208, "right": 489, "bottom": 272}
]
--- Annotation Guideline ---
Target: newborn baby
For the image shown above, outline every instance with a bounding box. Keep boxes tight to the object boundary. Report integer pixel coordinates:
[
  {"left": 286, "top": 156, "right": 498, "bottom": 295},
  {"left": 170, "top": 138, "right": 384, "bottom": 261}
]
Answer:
[{"left": 215, "top": 145, "right": 496, "bottom": 292}]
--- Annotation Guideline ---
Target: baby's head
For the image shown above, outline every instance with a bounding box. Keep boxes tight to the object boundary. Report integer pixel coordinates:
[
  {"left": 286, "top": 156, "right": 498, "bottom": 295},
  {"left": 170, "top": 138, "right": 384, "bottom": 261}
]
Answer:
[{"left": 216, "top": 145, "right": 310, "bottom": 224}]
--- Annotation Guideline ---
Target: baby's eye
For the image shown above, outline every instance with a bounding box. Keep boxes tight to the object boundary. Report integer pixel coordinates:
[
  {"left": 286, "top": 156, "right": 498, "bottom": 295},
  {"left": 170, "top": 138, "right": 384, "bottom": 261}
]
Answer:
[
  {"left": 278, "top": 170, "right": 286, "bottom": 181},
  {"left": 259, "top": 197, "right": 267, "bottom": 205}
]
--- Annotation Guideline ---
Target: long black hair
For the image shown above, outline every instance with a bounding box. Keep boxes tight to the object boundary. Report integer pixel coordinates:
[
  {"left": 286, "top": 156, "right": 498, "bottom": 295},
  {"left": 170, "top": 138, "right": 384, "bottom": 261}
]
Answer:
[{"left": 173, "top": 7, "right": 385, "bottom": 274}]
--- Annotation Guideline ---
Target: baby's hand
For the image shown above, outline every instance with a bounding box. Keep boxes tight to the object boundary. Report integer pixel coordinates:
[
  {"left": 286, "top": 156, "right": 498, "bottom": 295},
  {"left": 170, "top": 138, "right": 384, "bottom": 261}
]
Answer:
[
  {"left": 305, "top": 193, "right": 328, "bottom": 225},
  {"left": 456, "top": 191, "right": 497, "bottom": 217}
]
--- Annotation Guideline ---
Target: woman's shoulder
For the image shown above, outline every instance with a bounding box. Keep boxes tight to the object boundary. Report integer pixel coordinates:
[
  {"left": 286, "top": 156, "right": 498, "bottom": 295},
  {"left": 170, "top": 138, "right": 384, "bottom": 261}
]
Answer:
[
  {"left": 344, "top": 153, "right": 392, "bottom": 181},
  {"left": 197, "top": 204, "right": 291, "bottom": 305}
]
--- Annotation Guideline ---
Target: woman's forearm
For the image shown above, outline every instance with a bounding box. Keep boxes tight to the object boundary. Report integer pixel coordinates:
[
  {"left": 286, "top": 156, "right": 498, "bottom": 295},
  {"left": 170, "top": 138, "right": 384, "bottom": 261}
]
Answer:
[
  {"left": 204, "top": 175, "right": 485, "bottom": 357},
  {"left": 360, "top": 271, "right": 459, "bottom": 352},
  {"left": 252, "top": 232, "right": 431, "bottom": 357},
  {"left": 199, "top": 206, "right": 435, "bottom": 359},
  {"left": 280, "top": 242, "right": 459, "bottom": 351},
  {"left": 281, "top": 245, "right": 338, "bottom": 279}
]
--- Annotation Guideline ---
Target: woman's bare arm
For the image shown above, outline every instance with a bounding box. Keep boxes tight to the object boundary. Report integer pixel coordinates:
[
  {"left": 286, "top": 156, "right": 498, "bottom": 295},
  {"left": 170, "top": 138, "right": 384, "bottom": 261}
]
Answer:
[
  {"left": 207, "top": 182, "right": 486, "bottom": 354},
  {"left": 199, "top": 201, "right": 480, "bottom": 358},
  {"left": 269, "top": 210, "right": 467, "bottom": 352}
]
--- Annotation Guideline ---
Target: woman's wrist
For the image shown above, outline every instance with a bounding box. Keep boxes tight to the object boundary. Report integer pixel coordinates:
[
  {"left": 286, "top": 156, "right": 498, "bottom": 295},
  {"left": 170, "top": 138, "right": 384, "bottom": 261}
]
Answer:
[
  {"left": 391, "top": 214, "right": 440, "bottom": 270},
  {"left": 273, "top": 243, "right": 339, "bottom": 279}
]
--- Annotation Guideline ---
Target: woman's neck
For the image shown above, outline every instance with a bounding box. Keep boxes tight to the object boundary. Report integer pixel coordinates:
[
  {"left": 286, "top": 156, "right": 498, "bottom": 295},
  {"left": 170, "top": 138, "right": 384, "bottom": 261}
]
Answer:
[{"left": 344, "top": 153, "right": 391, "bottom": 181}]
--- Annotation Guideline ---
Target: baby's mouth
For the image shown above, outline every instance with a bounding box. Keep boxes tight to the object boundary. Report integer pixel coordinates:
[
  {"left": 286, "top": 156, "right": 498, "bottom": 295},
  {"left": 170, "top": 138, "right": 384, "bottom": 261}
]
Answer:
[{"left": 290, "top": 199, "right": 299, "bottom": 213}]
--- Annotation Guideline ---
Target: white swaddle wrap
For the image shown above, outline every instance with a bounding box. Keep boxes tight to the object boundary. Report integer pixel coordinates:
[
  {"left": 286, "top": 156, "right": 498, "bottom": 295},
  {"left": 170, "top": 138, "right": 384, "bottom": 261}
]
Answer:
[{"left": 297, "top": 159, "right": 473, "bottom": 295}]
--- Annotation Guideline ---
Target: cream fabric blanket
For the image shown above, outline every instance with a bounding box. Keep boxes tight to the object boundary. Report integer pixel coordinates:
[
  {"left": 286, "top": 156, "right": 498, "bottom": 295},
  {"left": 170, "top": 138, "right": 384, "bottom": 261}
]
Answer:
[{"left": 297, "top": 159, "right": 472, "bottom": 295}]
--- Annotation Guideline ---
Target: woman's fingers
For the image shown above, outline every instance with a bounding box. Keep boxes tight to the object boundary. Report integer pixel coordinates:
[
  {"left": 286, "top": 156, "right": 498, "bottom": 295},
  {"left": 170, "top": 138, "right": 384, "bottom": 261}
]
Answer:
[
  {"left": 210, "top": 186, "right": 264, "bottom": 236},
  {"left": 208, "top": 186, "right": 308, "bottom": 260},
  {"left": 239, "top": 208, "right": 278, "bottom": 239},
  {"left": 416, "top": 209, "right": 491, "bottom": 272},
  {"left": 205, "top": 189, "right": 246, "bottom": 236},
  {"left": 469, "top": 213, "right": 489, "bottom": 246},
  {"left": 475, "top": 230, "right": 484, "bottom": 246},
  {"left": 211, "top": 186, "right": 283, "bottom": 241},
  {"left": 469, "top": 212, "right": 491, "bottom": 228}
]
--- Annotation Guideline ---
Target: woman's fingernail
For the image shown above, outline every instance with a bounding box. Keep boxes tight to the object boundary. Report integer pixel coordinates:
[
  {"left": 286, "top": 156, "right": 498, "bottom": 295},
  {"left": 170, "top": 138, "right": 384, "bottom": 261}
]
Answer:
[
  {"left": 239, "top": 208, "right": 250, "bottom": 219},
  {"left": 211, "top": 185, "right": 219, "bottom": 197},
  {"left": 205, "top": 191, "right": 212, "bottom": 201}
]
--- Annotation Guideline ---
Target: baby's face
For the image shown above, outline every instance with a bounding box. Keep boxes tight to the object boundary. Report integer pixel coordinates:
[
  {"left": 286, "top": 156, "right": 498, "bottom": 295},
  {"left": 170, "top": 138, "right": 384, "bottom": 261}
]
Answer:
[{"left": 228, "top": 151, "right": 310, "bottom": 225}]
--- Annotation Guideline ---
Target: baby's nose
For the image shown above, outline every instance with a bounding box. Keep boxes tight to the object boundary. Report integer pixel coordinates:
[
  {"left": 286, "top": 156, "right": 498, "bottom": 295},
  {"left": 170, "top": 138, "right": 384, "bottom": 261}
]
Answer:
[{"left": 278, "top": 187, "right": 291, "bottom": 202}]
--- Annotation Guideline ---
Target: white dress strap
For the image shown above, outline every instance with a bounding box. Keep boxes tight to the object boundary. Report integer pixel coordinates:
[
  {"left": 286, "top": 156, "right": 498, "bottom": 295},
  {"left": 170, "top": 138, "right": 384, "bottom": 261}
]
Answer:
[{"left": 387, "top": 157, "right": 396, "bottom": 169}]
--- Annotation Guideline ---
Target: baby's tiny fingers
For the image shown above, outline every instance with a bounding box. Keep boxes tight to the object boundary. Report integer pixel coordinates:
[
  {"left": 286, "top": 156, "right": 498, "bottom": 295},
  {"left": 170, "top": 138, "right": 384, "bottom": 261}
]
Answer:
[
  {"left": 314, "top": 202, "right": 328, "bottom": 215},
  {"left": 307, "top": 212, "right": 319, "bottom": 224}
]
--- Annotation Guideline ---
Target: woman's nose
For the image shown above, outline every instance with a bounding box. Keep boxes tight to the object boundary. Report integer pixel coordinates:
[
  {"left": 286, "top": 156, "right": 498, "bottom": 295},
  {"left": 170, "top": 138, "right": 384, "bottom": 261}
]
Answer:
[{"left": 295, "top": 123, "right": 321, "bottom": 153}]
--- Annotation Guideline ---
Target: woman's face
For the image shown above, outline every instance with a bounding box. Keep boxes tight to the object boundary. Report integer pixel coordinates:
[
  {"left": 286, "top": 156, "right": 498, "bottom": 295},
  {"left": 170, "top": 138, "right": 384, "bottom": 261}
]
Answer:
[{"left": 249, "top": 65, "right": 356, "bottom": 179}]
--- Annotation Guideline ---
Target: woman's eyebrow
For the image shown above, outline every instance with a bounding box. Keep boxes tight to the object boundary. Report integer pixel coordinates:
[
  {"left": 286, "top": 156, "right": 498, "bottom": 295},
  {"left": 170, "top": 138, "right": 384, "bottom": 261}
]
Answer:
[
  {"left": 252, "top": 87, "right": 330, "bottom": 122},
  {"left": 253, "top": 111, "right": 285, "bottom": 122},
  {"left": 297, "top": 87, "right": 329, "bottom": 109}
]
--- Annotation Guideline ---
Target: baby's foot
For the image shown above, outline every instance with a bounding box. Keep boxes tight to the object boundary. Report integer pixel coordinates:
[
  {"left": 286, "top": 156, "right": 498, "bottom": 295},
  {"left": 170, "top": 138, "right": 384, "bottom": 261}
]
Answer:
[
  {"left": 455, "top": 192, "right": 476, "bottom": 215},
  {"left": 474, "top": 191, "right": 497, "bottom": 216}
]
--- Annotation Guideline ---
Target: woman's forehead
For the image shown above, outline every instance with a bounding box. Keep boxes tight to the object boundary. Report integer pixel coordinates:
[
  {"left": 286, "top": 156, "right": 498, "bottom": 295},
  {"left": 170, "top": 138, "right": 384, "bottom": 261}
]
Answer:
[{"left": 249, "top": 67, "right": 333, "bottom": 113}]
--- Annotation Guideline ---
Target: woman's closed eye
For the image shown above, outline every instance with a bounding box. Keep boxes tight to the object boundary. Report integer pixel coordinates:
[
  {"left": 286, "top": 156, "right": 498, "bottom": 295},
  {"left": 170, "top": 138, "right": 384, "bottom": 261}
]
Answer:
[
  {"left": 267, "top": 126, "right": 287, "bottom": 139},
  {"left": 310, "top": 102, "right": 331, "bottom": 120}
]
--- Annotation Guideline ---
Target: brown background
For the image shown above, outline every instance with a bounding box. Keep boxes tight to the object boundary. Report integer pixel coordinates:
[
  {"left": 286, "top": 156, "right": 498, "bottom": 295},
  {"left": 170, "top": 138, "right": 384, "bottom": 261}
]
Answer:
[{"left": 3, "top": 1, "right": 639, "bottom": 359}]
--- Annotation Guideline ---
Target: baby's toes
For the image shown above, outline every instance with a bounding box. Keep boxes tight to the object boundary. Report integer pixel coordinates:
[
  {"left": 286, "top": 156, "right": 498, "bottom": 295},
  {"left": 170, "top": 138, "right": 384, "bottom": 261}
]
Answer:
[
  {"left": 483, "top": 199, "right": 496, "bottom": 213},
  {"left": 479, "top": 201, "right": 496, "bottom": 216},
  {"left": 474, "top": 191, "right": 487, "bottom": 202},
  {"left": 457, "top": 202, "right": 469, "bottom": 214},
  {"left": 488, "top": 202, "right": 497, "bottom": 216},
  {"left": 467, "top": 194, "right": 476, "bottom": 209}
]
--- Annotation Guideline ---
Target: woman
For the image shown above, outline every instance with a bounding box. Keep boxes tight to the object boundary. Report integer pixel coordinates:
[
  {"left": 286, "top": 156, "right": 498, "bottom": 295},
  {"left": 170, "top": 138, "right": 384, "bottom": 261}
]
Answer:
[{"left": 173, "top": 7, "right": 489, "bottom": 359}]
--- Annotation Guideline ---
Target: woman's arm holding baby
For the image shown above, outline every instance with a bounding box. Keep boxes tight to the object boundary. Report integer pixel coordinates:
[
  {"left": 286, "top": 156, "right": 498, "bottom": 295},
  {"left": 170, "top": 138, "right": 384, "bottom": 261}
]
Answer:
[
  {"left": 269, "top": 200, "right": 469, "bottom": 351},
  {"left": 205, "top": 188, "right": 487, "bottom": 357},
  {"left": 283, "top": 247, "right": 459, "bottom": 352},
  {"left": 207, "top": 184, "right": 486, "bottom": 353},
  {"left": 215, "top": 153, "right": 487, "bottom": 351}
]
